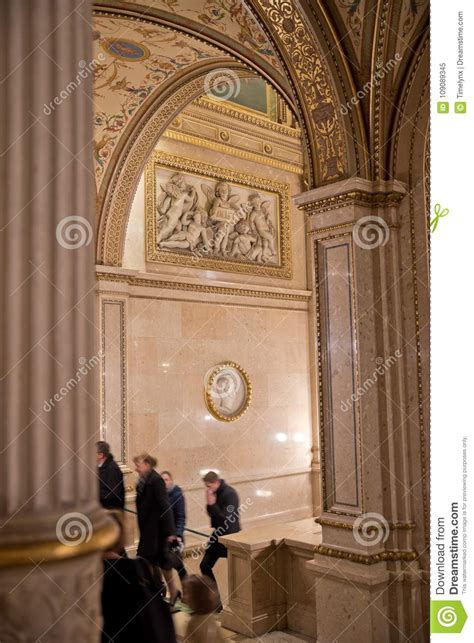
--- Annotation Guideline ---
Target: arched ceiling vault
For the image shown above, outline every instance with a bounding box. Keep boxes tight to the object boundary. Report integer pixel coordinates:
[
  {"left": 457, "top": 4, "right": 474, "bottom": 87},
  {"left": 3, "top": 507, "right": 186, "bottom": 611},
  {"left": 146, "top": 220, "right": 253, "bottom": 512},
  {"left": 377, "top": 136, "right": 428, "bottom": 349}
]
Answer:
[{"left": 94, "top": 0, "right": 429, "bottom": 266}]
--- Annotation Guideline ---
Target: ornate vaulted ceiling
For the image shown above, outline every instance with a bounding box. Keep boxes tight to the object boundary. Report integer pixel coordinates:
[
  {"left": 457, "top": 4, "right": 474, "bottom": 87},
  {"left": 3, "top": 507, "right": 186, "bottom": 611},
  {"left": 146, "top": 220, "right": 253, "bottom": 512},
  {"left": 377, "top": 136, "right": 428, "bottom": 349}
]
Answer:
[
  {"left": 122, "top": 0, "right": 285, "bottom": 73},
  {"left": 93, "top": 14, "right": 235, "bottom": 188},
  {"left": 93, "top": 0, "right": 429, "bottom": 204}
]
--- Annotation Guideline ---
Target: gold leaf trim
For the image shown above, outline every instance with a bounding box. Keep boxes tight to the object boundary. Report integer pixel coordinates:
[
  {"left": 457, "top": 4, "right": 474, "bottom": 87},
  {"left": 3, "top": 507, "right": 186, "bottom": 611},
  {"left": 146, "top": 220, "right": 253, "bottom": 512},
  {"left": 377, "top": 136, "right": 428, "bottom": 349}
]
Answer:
[
  {"left": 315, "top": 517, "right": 416, "bottom": 530},
  {"left": 163, "top": 129, "right": 303, "bottom": 175},
  {"left": 193, "top": 96, "right": 301, "bottom": 138},
  {"left": 315, "top": 545, "right": 418, "bottom": 565},
  {"left": 0, "top": 522, "right": 119, "bottom": 569},
  {"left": 204, "top": 362, "right": 252, "bottom": 423},
  {"left": 298, "top": 191, "right": 405, "bottom": 215},
  {"left": 96, "top": 272, "right": 310, "bottom": 302}
]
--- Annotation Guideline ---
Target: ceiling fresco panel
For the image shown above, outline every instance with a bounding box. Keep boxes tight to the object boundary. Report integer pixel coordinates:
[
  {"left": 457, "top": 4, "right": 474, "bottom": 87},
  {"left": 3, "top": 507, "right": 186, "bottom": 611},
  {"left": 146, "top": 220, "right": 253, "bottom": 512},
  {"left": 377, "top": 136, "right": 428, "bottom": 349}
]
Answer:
[
  {"left": 122, "top": 0, "right": 285, "bottom": 72},
  {"left": 93, "top": 15, "right": 231, "bottom": 188}
]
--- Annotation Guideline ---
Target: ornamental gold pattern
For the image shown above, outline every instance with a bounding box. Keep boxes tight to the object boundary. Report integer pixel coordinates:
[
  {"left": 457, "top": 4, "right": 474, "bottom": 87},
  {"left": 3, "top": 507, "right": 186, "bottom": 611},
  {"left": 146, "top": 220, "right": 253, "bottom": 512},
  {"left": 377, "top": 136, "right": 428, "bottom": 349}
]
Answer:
[
  {"left": 255, "top": 0, "right": 346, "bottom": 182},
  {"left": 315, "top": 544, "right": 418, "bottom": 565},
  {"left": 96, "top": 272, "right": 310, "bottom": 303}
]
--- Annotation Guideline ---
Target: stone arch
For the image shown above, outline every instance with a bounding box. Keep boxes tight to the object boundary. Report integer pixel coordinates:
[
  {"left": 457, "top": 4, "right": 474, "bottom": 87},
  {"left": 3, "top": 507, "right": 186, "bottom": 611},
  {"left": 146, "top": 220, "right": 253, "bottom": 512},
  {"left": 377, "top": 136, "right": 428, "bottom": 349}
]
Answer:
[
  {"left": 97, "top": 60, "right": 254, "bottom": 265},
  {"left": 95, "top": 2, "right": 366, "bottom": 265}
]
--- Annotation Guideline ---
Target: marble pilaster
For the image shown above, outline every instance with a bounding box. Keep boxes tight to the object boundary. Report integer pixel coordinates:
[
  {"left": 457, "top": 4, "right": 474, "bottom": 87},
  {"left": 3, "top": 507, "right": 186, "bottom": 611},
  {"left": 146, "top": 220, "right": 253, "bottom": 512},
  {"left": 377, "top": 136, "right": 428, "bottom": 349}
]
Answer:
[{"left": 294, "top": 178, "right": 428, "bottom": 642}]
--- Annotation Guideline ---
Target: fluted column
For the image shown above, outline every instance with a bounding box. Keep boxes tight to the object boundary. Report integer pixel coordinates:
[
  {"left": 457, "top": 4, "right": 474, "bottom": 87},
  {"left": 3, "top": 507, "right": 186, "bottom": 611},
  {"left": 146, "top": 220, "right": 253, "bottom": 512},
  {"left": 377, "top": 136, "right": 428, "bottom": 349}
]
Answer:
[
  {"left": 294, "top": 178, "right": 428, "bottom": 642},
  {"left": 0, "top": 2, "right": 116, "bottom": 640}
]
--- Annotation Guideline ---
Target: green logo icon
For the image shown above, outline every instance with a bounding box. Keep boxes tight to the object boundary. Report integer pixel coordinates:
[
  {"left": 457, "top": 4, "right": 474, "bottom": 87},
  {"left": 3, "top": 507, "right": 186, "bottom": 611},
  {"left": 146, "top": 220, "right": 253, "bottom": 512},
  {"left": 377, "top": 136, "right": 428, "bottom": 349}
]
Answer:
[
  {"left": 437, "top": 101, "right": 449, "bottom": 113},
  {"left": 455, "top": 102, "right": 466, "bottom": 113},
  {"left": 430, "top": 203, "right": 449, "bottom": 233},
  {"left": 430, "top": 600, "right": 468, "bottom": 633}
]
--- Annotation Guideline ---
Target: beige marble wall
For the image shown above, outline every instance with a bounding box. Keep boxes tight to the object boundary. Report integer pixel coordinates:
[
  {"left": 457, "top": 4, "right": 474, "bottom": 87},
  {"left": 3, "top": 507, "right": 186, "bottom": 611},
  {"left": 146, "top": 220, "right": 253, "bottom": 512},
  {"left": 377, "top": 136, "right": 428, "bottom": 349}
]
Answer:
[
  {"left": 125, "top": 296, "right": 313, "bottom": 531},
  {"left": 101, "top": 124, "right": 317, "bottom": 534}
]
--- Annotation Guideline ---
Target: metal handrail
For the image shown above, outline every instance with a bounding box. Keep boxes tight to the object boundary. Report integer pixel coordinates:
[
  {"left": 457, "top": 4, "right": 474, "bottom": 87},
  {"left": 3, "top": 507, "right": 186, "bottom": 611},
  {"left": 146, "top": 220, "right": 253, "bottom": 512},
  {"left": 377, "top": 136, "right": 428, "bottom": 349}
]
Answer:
[{"left": 122, "top": 506, "right": 210, "bottom": 539}]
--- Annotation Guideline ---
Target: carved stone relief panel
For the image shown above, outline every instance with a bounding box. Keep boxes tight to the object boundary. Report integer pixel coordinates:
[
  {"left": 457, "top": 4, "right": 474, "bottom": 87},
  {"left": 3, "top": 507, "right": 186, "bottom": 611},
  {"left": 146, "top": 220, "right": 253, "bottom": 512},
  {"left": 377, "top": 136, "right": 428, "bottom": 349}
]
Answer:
[{"left": 145, "top": 151, "right": 292, "bottom": 278}]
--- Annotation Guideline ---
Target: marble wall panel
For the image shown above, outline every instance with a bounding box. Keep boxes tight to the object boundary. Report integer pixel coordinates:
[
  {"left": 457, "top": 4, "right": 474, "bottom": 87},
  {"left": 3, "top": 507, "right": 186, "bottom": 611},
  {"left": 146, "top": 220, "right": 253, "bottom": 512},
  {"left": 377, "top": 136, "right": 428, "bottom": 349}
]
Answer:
[{"left": 119, "top": 293, "right": 314, "bottom": 530}]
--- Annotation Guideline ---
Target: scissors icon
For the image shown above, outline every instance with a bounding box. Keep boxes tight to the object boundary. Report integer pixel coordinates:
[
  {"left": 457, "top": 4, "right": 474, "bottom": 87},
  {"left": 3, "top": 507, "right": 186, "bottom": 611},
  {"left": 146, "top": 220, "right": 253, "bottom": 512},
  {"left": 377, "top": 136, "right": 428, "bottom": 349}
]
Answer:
[{"left": 430, "top": 203, "right": 449, "bottom": 233}]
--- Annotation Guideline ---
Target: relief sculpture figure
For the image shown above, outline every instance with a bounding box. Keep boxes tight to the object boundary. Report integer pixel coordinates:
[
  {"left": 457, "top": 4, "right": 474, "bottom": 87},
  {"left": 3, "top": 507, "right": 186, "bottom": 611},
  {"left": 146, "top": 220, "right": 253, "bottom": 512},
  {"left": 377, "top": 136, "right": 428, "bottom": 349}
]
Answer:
[
  {"left": 156, "top": 173, "right": 197, "bottom": 245},
  {"left": 158, "top": 207, "right": 210, "bottom": 251},
  {"left": 154, "top": 171, "right": 279, "bottom": 268},
  {"left": 202, "top": 181, "right": 242, "bottom": 256},
  {"left": 247, "top": 193, "right": 276, "bottom": 261}
]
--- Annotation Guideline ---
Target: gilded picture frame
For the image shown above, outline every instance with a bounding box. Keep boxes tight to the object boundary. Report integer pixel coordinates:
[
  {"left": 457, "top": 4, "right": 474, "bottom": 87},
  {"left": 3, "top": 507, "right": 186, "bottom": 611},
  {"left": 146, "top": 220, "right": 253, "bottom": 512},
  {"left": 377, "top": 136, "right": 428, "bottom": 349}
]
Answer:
[
  {"left": 204, "top": 362, "right": 252, "bottom": 423},
  {"left": 145, "top": 151, "right": 292, "bottom": 278}
]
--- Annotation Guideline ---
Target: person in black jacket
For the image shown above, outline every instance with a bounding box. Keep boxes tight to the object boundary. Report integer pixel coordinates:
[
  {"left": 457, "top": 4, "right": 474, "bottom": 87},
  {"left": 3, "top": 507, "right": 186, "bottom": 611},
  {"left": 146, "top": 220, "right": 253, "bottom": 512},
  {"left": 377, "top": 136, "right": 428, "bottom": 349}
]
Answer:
[
  {"left": 162, "top": 470, "right": 187, "bottom": 580},
  {"left": 200, "top": 471, "right": 241, "bottom": 607},
  {"left": 134, "top": 453, "right": 181, "bottom": 605},
  {"left": 97, "top": 441, "right": 125, "bottom": 510}
]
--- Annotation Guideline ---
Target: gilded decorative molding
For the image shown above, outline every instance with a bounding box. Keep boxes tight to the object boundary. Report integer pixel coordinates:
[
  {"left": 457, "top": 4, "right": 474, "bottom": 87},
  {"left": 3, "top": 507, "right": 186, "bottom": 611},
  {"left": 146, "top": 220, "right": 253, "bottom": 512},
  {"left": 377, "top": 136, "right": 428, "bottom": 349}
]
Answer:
[
  {"left": 370, "top": 0, "right": 390, "bottom": 179},
  {"left": 144, "top": 150, "right": 293, "bottom": 278},
  {"left": 297, "top": 190, "right": 405, "bottom": 215},
  {"left": 408, "top": 77, "right": 430, "bottom": 549},
  {"left": 204, "top": 362, "right": 252, "bottom": 423},
  {"left": 391, "top": 37, "right": 429, "bottom": 176},
  {"left": 305, "top": 2, "right": 368, "bottom": 178},
  {"left": 193, "top": 96, "right": 301, "bottom": 138},
  {"left": 96, "top": 271, "right": 310, "bottom": 302},
  {"left": 306, "top": 221, "right": 399, "bottom": 237},
  {"left": 254, "top": 0, "right": 346, "bottom": 183},
  {"left": 315, "top": 517, "right": 416, "bottom": 531},
  {"left": 315, "top": 545, "right": 418, "bottom": 565},
  {"left": 0, "top": 522, "right": 119, "bottom": 569},
  {"left": 163, "top": 129, "right": 304, "bottom": 175}
]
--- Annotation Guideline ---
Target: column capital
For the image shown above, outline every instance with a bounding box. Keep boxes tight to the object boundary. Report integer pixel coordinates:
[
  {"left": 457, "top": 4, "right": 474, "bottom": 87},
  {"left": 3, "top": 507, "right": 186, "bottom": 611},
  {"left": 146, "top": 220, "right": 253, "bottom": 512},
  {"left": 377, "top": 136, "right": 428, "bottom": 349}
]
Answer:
[{"left": 294, "top": 177, "right": 407, "bottom": 218}]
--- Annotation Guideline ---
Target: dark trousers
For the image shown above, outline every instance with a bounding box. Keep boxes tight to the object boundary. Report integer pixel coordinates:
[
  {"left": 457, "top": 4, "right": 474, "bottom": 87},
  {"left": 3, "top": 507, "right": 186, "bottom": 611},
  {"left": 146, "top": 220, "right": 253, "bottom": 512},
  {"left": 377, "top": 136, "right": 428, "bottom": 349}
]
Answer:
[
  {"left": 199, "top": 540, "right": 227, "bottom": 584},
  {"left": 174, "top": 557, "right": 187, "bottom": 580}
]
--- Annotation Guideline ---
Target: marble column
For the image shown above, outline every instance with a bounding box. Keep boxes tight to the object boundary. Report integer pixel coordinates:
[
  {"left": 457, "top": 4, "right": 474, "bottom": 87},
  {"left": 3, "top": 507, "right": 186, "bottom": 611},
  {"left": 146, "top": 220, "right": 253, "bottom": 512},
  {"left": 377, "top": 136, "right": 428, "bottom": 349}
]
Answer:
[
  {"left": 294, "top": 178, "right": 428, "bottom": 642},
  {"left": 0, "top": 2, "right": 117, "bottom": 640}
]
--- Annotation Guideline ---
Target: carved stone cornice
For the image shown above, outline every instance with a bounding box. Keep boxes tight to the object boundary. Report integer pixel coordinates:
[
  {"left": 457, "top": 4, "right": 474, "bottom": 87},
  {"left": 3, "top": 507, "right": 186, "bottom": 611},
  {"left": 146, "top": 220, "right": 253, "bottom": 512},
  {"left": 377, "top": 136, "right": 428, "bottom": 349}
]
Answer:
[
  {"left": 163, "top": 129, "right": 303, "bottom": 175},
  {"left": 193, "top": 96, "right": 301, "bottom": 139},
  {"left": 315, "top": 545, "right": 418, "bottom": 565},
  {"left": 294, "top": 178, "right": 407, "bottom": 215},
  {"left": 96, "top": 270, "right": 311, "bottom": 303},
  {"left": 297, "top": 190, "right": 405, "bottom": 216}
]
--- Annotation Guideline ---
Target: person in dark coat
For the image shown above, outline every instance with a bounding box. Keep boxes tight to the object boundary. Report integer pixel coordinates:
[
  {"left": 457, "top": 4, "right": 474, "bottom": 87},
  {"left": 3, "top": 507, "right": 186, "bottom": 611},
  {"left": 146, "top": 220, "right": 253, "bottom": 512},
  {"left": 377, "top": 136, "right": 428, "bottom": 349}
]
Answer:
[
  {"left": 162, "top": 470, "right": 187, "bottom": 580},
  {"left": 200, "top": 471, "right": 241, "bottom": 608},
  {"left": 134, "top": 453, "right": 181, "bottom": 605},
  {"left": 96, "top": 441, "right": 125, "bottom": 510}
]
